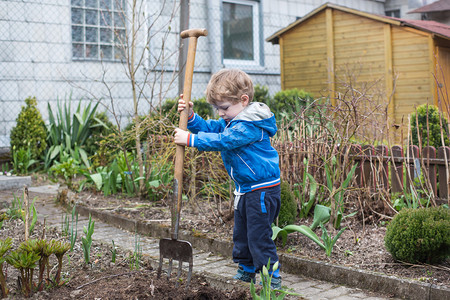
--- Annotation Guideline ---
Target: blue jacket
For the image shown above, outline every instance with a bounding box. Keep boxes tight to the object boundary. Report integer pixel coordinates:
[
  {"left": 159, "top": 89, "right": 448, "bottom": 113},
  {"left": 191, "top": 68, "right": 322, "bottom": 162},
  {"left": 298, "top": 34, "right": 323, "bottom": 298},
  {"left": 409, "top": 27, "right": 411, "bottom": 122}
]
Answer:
[{"left": 186, "top": 102, "right": 280, "bottom": 193}]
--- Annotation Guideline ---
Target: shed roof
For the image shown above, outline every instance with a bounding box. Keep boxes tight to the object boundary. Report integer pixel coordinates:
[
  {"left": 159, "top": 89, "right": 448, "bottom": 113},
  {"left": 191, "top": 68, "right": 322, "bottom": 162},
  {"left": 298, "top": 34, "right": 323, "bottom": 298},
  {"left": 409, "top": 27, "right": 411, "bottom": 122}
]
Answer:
[
  {"left": 266, "top": 2, "right": 450, "bottom": 44},
  {"left": 408, "top": 0, "right": 450, "bottom": 13}
]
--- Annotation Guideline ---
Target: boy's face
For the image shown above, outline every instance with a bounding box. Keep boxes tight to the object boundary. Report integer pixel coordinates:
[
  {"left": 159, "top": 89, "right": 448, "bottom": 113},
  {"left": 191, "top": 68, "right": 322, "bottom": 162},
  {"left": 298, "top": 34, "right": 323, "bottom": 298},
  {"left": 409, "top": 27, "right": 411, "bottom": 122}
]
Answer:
[{"left": 213, "top": 95, "right": 249, "bottom": 122}]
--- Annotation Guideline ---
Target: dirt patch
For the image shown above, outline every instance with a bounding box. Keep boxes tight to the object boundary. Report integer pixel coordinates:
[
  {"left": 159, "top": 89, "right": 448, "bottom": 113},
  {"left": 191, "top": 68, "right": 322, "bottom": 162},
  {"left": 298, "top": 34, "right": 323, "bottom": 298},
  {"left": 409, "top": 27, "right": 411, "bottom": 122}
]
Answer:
[
  {"left": 64, "top": 188, "right": 450, "bottom": 288},
  {"left": 0, "top": 219, "right": 249, "bottom": 299}
]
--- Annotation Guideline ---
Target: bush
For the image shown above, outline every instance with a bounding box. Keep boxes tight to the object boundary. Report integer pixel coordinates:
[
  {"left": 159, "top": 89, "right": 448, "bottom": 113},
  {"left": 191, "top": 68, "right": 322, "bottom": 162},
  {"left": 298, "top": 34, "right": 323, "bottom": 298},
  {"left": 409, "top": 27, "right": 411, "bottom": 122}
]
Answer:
[
  {"left": 10, "top": 97, "right": 47, "bottom": 160},
  {"left": 278, "top": 181, "right": 297, "bottom": 227},
  {"left": 161, "top": 97, "right": 214, "bottom": 120},
  {"left": 410, "top": 104, "right": 449, "bottom": 149},
  {"left": 84, "top": 111, "right": 116, "bottom": 157},
  {"left": 384, "top": 206, "right": 450, "bottom": 263},
  {"left": 254, "top": 84, "right": 271, "bottom": 105}
]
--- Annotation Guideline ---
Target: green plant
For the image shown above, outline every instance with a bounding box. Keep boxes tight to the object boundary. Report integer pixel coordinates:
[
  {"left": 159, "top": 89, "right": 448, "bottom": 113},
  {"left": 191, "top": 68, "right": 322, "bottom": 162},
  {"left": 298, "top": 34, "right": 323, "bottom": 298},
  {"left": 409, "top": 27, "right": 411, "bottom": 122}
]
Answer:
[
  {"left": 22, "top": 197, "right": 38, "bottom": 237},
  {"left": 0, "top": 238, "right": 12, "bottom": 298},
  {"left": 130, "top": 233, "right": 142, "bottom": 270},
  {"left": 110, "top": 240, "right": 116, "bottom": 263},
  {"left": 254, "top": 84, "right": 271, "bottom": 105},
  {"left": 272, "top": 223, "right": 345, "bottom": 257},
  {"left": 324, "top": 157, "right": 357, "bottom": 229},
  {"left": 81, "top": 159, "right": 120, "bottom": 195},
  {"left": 6, "top": 244, "right": 41, "bottom": 297},
  {"left": 116, "top": 151, "right": 138, "bottom": 195},
  {"left": 6, "top": 193, "right": 24, "bottom": 220},
  {"left": 11, "top": 145, "right": 37, "bottom": 175},
  {"left": 295, "top": 158, "right": 318, "bottom": 219},
  {"left": 69, "top": 205, "right": 78, "bottom": 252},
  {"left": 310, "top": 204, "right": 331, "bottom": 230},
  {"left": 392, "top": 189, "right": 426, "bottom": 211},
  {"left": 144, "top": 154, "right": 174, "bottom": 201},
  {"left": 270, "top": 88, "right": 313, "bottom": 126},
  {"left": 83, "top": 111, "right": 116, "bottom": 157},
  {"left": 192, "top": 97, "right": 215, "bottom": 119},
  {"left": 61, "top": 214, "right": 69, "bottom": 236},
  {"left": 250, "top": 260, "right": 298, "bottom": 299},
  {"left": 53, "top": 240, "right": 71, "bottom": 285},
  {"left": 10, "top": 96, "right": 47, "bottom": 161},
  {"left": 391, "top": 175, "right": 431, "bottom": 211},
  {"left": 384, "top": 206, "right": 450, "bottom": 263},
  {"left": 50, "top": 156, "right": 84, "bottom": 189},
  {"left": 34, "top": 239, "right": 55, "bottom": 290},
  {"left": 81, "top": 214, "right": 95, "bottom": 265},
  {"left": 277, "top": 182, "right": 297, "bottom": 227},
  {"left": 319, "top": 223, "right": 347, "bottom": 257},
  {"left": 45, "top": 98, "right": 100, "bottom": 169},
  {"left": 410, "top": 104, "right": 449, "bottom": 149}
]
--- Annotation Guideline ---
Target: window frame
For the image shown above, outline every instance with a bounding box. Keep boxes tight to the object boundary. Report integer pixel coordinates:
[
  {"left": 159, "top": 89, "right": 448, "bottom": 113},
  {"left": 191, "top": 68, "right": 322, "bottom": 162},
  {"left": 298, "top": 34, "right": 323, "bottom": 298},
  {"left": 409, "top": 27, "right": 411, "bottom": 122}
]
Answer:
[
  {"left": 222, "top": 0, "right": 261, "bottom": 68},
  {"left": 385, "top": 9, "right": 400, "bottom": 18},
  {"left": 71, "top": 0, "right": 126, "bottom": 62}
]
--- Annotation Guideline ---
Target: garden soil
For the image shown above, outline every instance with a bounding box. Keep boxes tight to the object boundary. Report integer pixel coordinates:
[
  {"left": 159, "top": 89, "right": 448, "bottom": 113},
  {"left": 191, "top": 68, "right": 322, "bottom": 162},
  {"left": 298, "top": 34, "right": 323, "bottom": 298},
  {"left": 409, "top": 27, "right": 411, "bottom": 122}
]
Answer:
[
  {"left": 64, "top": 188, "right": 450, "bottom": 288},
  {"left": 0, "top": 219, "right": 249, "bottom": 300}
]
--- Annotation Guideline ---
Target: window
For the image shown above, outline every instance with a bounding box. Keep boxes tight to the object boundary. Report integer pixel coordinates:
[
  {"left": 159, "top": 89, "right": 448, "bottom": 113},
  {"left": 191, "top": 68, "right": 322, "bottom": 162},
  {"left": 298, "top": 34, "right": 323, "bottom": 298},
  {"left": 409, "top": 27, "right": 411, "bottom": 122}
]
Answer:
[
  {"left": 71, "top": 0, "right": 126, "bottom": 61},
  {"left": 223, "top": 0, "right": 260, "bottom": 66},
  {"left": 385, "top": 9, "right": 400, "bottom": 18}
]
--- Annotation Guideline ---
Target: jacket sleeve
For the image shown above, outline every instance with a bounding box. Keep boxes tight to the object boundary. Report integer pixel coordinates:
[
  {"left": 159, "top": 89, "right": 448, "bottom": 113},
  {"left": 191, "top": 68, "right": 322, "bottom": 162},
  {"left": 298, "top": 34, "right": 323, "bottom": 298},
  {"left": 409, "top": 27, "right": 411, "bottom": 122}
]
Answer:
[
  {"left": 187, "top": 112, "right": 226, "bottom": 134},
  {"left": 188, "top": 121, "right": 264, "bottom": 151}
]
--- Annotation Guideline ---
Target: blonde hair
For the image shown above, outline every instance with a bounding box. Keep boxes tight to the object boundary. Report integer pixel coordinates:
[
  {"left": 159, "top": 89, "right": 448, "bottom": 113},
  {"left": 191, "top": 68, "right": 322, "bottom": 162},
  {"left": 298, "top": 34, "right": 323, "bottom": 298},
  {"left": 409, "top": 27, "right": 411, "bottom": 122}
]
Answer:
[{"left": 206, "top": 69, "right": 254, "bottom": 105}]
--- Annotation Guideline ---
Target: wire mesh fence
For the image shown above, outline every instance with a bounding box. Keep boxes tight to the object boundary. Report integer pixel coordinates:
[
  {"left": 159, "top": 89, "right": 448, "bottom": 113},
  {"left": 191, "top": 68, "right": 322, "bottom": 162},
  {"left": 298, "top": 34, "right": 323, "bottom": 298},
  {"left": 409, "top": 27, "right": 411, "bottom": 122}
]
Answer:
[
  {"left": 0, "top": 0, "right": 290, "bottom": 149},
  {"left": 2, "top": 0, "right": 388, "bottom": 149}
]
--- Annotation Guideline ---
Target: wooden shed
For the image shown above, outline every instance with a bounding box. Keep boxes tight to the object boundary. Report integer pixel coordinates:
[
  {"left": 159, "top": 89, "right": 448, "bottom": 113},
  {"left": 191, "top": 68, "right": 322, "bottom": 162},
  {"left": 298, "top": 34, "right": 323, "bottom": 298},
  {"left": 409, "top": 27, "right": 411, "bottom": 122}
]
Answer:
[{"left": 267, "top": 3, "right": 450, "bottom": 131}]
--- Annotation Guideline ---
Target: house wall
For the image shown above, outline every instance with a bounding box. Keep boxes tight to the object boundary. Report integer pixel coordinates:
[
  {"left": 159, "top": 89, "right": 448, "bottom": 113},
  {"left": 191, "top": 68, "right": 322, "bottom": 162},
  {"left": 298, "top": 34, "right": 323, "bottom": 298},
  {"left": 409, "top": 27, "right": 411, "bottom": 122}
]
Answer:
[
  {"left": 391, "top": 26, "right": 432, "bottom": 125},
  {"left": 333, "top": 10, "right": 386, "bottom": 87},
  {"left": 280, "top": 10, "right": 328, "bottom": 95},
  {"left": 384, "top": 0, "right": 426, "bottom": 20},
  {"left": 437, "top": 46, "right": 450, "bottom": 114}
]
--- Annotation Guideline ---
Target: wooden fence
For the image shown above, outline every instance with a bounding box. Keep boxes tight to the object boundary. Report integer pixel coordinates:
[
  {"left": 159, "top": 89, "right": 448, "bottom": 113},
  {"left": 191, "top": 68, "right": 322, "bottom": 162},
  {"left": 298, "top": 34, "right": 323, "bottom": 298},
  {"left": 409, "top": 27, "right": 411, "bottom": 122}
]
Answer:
[{"left": 276, "top": 143, "right": 450, "bottom": 204}]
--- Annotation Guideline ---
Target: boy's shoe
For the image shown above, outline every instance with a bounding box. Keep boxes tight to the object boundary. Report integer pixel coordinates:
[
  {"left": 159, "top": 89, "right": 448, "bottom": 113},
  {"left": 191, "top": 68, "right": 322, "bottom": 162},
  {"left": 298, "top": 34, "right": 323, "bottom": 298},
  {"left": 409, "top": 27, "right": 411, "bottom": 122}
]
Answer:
[
  {"left": 233, "top": 266, "right": 256, "bottom": 283},
  {"left": 270, "top": 276, "right": 282, "bottom": 290},
  {"left": 260, "top": 276, "right": 282, "bottom": 290}
]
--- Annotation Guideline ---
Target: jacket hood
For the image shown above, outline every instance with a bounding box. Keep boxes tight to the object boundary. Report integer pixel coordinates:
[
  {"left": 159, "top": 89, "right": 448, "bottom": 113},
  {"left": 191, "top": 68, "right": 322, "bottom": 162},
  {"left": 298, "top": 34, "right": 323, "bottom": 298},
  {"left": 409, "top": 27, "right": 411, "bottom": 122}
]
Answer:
[{"left": 233, "top": 102, "right": 277, "bottom": 137}]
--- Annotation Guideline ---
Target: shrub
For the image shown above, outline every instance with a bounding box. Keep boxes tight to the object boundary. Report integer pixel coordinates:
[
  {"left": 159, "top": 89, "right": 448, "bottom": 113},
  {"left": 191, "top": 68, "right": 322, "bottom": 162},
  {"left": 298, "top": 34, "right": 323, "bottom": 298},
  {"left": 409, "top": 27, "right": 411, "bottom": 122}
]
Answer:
[
  {"left": 10, "top": 97, "right": 47, "bottom": 160},
  {"left": 192, "top": 97, "right": 214, "bottom": 119},
  {"left": 278, "top": 181, "right": 297, "bottom": 227},
  {"left": 161, "top": 97, "right": 214, "bottom": 120},
  {"left": 271, "top": 88, "right": 313, "bottom": 118},
  {"left": 84, "top": 111, "right": 116, "bottom": 157},
  {"left": 410, "top": 104, "right": 449, "bottom": 149},
  {"left": 384, "top": 206, "right": 450, "bottom": 263},
  {"left": 254, "top": 84, "right": 271, "bottom": 105}
]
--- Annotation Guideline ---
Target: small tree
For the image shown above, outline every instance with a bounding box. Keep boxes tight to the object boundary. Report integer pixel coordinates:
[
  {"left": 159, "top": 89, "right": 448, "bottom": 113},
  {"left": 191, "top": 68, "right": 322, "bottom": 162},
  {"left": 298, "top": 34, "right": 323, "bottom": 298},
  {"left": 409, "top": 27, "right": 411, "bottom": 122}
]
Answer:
[
  {"left": 10, "top": 97, "right": 47, "bottom": 160},
  {"left": 411, "top": 104, "right": 449, "bottom": 149}
]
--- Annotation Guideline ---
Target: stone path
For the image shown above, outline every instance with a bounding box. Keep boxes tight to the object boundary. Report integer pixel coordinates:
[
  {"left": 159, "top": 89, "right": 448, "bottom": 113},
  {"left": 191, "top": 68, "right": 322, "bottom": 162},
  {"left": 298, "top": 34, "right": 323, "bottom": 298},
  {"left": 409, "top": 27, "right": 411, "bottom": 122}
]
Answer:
[{"left": 1, "top": 185, "right": 399, "bottom": 300}]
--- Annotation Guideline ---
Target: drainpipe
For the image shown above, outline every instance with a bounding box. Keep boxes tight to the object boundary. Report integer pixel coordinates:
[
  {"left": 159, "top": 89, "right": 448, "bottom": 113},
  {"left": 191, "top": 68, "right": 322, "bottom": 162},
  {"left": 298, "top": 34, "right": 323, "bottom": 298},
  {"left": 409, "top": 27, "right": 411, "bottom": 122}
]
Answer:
[{"left": 207, "top": 0, "right": 222, "bottom": 74}]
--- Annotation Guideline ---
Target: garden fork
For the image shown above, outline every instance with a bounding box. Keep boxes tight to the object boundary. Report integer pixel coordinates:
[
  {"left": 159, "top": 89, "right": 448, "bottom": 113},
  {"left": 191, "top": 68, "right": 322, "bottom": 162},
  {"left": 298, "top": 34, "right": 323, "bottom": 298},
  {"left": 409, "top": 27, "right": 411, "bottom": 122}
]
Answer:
[{"left": 157, "top": 28, "right": 207, "bottom": 288}]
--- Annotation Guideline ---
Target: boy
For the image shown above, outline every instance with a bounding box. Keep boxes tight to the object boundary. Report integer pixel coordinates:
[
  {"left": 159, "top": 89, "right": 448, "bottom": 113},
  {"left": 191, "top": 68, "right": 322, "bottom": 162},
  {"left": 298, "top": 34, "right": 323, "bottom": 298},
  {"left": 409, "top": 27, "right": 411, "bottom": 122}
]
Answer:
[{"left": 174, "top": 69, "right": 281, "bottom": 289}]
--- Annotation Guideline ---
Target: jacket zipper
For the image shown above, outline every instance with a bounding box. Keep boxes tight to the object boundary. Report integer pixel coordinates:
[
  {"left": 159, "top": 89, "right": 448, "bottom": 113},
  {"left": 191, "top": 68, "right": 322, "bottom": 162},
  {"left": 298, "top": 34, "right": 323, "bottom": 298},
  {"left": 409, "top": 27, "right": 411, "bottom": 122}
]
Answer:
[
  {"left": 236, "top": 153, "right": 256, "bottom": 175},
  {"left": 230, "top": 167, "right": 240, "bottom": 192}
]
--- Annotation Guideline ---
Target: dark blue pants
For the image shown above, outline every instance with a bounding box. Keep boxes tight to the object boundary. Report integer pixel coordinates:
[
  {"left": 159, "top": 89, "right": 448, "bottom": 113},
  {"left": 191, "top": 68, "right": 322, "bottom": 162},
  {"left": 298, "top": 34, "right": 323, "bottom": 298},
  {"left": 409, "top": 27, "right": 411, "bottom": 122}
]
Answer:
[{"left": 232, "top": 185, "right": 281, "bottom": 272}]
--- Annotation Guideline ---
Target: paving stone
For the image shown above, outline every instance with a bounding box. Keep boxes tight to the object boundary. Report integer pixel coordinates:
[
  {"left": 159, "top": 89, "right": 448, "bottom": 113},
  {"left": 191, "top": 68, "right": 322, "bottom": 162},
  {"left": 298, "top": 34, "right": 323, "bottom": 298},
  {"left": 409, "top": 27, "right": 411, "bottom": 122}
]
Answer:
[
  {"left": 334, "top": 296, "right": 366, "bottom": 300},
  {"left": 300, "top": 286, "right": 323, "bottom": 297},
  {"left": 317, "top": 286, "right": 353, "bottom": 298},
  {"left": 290, "top": 279, "right": 322, "bottom": 290}
]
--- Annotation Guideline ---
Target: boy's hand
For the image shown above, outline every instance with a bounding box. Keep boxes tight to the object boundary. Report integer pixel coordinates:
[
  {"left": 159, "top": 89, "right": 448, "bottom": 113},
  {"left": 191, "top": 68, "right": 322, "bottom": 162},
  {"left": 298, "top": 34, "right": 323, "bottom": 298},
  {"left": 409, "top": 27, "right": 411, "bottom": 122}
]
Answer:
[
  {"left": 174, "top": 128, "right": 189, "bottom": 146},
  {"left": 178, "top": 94, "right": 194, "bottom": 116}
]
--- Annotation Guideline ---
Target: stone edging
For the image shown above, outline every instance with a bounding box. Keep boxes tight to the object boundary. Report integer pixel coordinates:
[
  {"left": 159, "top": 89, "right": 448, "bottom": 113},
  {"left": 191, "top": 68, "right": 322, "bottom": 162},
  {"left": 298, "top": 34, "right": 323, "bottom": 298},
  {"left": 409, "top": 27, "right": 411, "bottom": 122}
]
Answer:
[{"left": 62, "top": 201, "right": 449, "bottom": 300}]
